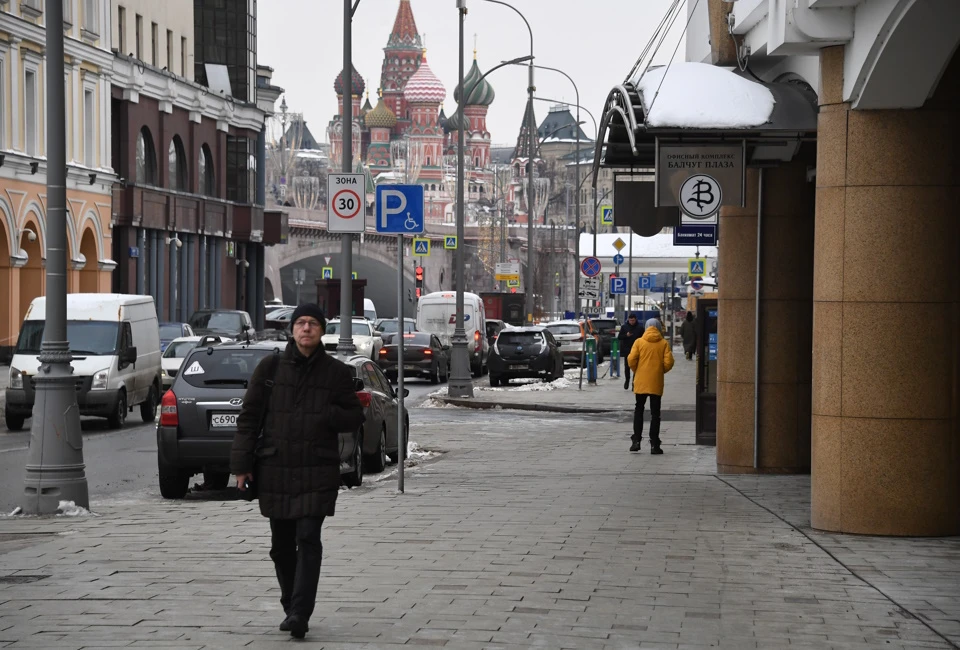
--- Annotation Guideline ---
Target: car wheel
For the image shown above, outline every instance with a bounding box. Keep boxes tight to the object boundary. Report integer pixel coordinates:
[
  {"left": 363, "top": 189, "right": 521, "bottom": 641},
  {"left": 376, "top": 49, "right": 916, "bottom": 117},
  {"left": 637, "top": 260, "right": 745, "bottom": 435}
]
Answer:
[
  {"left": 158, "top": 458, "right": 189, "bottom": 499},
  {"left": 203, "top": 471, "right": 230, "bottom": 490},
  {"left": 140, "top": 384, "right": 159, "bottom": 423},
  {"left": 4, "top": 410, "right": 25, "bottom": 432},
  {"left": 366, "top": 425, "right": 387, "bottom": 473},
  {"left": 489, "top": 374, "right": 500, "bottom": 387},
  {"left": 108, "top": 390, "right": 127, "bottom": 429},
  {"left": 343, "top": 430, "right": 363, "bottom": 488},
  {"left": 430, "top": 361, "right": 440, "bottom": 385}
]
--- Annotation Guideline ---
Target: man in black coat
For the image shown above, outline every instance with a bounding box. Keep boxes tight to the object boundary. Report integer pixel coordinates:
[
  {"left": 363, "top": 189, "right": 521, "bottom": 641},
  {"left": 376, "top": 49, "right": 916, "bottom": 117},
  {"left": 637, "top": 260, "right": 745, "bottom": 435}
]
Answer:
[
  {"left": 232, "top": 303, "right": 364, "bottom": 639},
  {"left": 617, "top": 312, "right": 645, "bottom": 390}
]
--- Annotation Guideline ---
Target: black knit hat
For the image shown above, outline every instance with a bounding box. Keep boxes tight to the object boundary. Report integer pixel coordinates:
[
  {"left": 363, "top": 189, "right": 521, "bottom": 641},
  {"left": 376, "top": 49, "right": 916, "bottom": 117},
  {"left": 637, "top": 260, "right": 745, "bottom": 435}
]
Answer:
[{"left": 291, "top": 303, "right": 326, "bottom": 329}]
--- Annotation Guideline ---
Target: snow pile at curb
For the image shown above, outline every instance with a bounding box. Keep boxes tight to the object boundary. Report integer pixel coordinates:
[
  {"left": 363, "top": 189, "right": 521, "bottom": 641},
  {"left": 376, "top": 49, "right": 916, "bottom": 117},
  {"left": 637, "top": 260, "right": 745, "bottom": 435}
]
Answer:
[
  {"left": 420, "top": 398, "right": 459, "bottom": 409},
  {"left": 57, "top": 501, "right": 96, "bottom": 517},
  {"left": 406, "top": 442, "right": 441, "bottom": 465}
]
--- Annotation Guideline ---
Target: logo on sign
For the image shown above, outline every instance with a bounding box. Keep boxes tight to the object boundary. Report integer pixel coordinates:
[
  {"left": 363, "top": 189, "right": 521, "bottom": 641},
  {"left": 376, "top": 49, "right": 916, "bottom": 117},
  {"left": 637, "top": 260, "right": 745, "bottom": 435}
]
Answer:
[{"left": 679, "top": 174, "right": 721, "bottom": 218}]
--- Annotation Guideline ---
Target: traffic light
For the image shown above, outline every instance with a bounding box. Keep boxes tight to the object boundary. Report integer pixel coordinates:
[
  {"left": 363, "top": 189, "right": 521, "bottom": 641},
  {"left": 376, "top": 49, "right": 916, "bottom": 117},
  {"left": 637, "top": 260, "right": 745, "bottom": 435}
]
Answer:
[
  {"left": 415, "top": 287, "right": 422, "bottom": 298},
  {"left": 415, "top": 265, "right": 424, "bottom": 298}
]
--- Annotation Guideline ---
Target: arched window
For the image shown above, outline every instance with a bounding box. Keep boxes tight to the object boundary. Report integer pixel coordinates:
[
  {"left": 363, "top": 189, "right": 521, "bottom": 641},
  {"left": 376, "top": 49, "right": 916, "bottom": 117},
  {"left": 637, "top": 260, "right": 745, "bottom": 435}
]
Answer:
[
  {"left": 198, "top": 144, "right": 215, "bottom": 196},
  {"left": 136, "top": 126, "right": 157, "bottom": 185},
  {"left": 168, "top": 136, "right": 187, "bottom": 191}
]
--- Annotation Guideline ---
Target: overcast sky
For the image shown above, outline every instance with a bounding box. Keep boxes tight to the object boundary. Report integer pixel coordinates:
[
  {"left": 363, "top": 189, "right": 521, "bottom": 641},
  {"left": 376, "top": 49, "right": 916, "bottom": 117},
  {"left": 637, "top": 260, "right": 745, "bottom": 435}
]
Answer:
[{"left": 258, "top": 0, "right": 687, "bottom": 147}]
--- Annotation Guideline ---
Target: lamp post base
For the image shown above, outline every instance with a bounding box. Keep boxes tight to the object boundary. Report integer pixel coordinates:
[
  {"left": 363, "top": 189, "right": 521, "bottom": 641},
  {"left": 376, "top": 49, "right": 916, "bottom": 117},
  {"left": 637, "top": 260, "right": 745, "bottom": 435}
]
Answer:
[
  {"left": 447, "top": 332, "right": 474, "bottom": 398},
  {"left": 21, "top": 346, "right": 88, "bottom": 515}
]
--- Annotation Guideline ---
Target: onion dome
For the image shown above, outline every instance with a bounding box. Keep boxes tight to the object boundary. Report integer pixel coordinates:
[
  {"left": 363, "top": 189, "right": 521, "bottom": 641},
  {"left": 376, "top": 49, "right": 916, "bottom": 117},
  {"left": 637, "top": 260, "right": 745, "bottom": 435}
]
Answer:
[
  {"left": 360, "top": 90, "right": 373, "bottom": 118},
  {"left": 365, "top": 91, "right": 398, "bottom": 129},
  {"left": 445, "top": 106, "right": 468, "bottom": 132},
  {"left": 454, "top": 58, "right": 495, "bottom": 107},
  {"left": 403, "top": 52, "right": 446, "bottom": 105},
  {"left": 334, "top": 65, "right": 365, "bottom": 96},
  {"left": 438, "top": 106, "right": 450, "bottom": 133}
]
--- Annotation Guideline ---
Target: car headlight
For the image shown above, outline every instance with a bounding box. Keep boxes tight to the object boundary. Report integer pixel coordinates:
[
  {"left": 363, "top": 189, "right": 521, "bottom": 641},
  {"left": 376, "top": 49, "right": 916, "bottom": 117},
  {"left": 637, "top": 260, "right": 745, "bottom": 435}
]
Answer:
[
  {"left": 91, "top": 369, "right": 109, "bottom": 390},
  {"left": 358, "top": 339, "right": 372, "bottom": 350},
  {"left": 161, "top": 369, "right": 169, "bottom": 377},
  {"left": 9, "top": 367, "right": 23, "bottom": 390}
]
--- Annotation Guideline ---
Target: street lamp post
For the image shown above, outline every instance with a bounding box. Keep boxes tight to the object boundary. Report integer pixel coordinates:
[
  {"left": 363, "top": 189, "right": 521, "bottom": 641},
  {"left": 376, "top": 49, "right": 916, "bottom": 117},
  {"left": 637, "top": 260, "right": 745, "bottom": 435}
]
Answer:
[
  {"left": 22, "top": 0, "right": 88, "bottom": 514},
  {"left": 338, "top": 0, "right": 358, "bottom": 356}
]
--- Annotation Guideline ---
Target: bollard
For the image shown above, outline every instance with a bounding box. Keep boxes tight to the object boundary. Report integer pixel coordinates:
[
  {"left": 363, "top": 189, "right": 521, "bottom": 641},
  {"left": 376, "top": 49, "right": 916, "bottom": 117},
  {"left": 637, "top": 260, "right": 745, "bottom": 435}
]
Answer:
[
  {"left": 610, "top": 338, "right": 620, "bottom": 378},
  {"left": 586, "top": 337, "right": 597, "bottom": 384}
]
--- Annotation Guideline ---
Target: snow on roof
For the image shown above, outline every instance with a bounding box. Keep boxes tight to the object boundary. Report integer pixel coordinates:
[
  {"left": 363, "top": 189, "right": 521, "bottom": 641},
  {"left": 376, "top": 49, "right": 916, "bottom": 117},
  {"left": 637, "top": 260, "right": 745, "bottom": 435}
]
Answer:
[
  {"left": 579, "top": 232, "right": 718, "bottom": 260},
  {"left": 635, "top": 62, "right": 775, "bottom": 129}
]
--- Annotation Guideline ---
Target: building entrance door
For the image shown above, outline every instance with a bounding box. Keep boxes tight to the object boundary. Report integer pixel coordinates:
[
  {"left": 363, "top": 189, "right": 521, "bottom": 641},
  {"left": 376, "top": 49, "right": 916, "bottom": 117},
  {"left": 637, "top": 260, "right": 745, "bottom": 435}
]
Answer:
[{"left": 695, "top": 299, "right": 718, "bottom": 445}]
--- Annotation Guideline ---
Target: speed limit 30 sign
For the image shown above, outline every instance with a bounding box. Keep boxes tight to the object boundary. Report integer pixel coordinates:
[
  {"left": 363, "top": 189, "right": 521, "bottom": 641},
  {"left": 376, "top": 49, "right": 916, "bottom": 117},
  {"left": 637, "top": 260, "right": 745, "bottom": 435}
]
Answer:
[{"left": 327, "top": 173, "right": 366, "bottom": 233}]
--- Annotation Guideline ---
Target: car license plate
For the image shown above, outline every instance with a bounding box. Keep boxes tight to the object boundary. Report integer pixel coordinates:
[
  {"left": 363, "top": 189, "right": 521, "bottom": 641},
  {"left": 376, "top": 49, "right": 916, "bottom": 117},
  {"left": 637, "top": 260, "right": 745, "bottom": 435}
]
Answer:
[
  {"left": 404, "top": 365, "right": 418, "bottom": 371},
  {"left": 510, "top": 363, "right": 527, "bottom": 370},
  {"left": 211, "top": 413, "right": 237, "bottom": 428}
]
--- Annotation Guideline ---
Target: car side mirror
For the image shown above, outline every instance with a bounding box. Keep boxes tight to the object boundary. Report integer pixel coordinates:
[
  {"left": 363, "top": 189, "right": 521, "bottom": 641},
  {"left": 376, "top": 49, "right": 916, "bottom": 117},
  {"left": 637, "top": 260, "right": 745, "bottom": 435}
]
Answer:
[
  {"left": 403, "top": 388, "right": 410, "bottom": 398},
  {"left": 353, "top": 378, "right": 365, "bottom": 392},
  {"left": 120, "top": 346, "right": 137, "bottom": 368}
]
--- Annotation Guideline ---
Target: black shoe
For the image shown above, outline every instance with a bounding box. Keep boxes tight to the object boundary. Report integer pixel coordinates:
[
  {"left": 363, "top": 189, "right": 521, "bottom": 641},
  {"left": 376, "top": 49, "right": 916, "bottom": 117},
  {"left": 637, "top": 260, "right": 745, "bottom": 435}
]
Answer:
[
  {"left": 651, "top": 447, "right": 663, "bottom": 455},
  {"left": 629, "top": 441, "right": 641, "bottom": 452},
  {"left": 279, "top": 615, "right": 293, "bottom": 632},
  {"left": 286, "top": 615, "right": 308, "bottom": 639},
  {"left": 623, "top": 382, "right": 630, "bottom": 390}
]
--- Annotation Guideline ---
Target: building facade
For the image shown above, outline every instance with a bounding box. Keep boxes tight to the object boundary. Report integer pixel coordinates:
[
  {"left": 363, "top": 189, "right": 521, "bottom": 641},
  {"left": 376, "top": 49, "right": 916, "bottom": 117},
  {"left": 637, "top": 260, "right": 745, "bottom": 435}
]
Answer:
[{"left": 0, "top": 0, "right": 117, "bottom": 360}]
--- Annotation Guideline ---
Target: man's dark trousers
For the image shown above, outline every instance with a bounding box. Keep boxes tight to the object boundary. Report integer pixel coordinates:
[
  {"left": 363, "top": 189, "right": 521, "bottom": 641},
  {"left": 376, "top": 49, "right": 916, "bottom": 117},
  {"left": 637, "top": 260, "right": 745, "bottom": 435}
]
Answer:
[
  {"left": 632, "top": 394, "right": 662, "bottom": 449},
  {"left": 269, "top": 516, "right": 326, "bottom": 620}
]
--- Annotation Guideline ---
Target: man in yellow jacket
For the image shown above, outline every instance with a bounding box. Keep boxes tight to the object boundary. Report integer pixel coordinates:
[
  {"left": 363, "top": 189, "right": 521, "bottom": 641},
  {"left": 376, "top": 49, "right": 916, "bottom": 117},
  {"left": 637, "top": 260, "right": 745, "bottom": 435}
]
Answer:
[{"left": 627, "top": 318, "right": 675, "bottom": 454}]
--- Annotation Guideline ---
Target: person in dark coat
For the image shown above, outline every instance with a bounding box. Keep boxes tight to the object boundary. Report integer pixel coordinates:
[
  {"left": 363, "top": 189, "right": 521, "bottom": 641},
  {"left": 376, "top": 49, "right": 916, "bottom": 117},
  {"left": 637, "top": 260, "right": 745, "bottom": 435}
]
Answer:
[
  {"left": 232, "top": 303, "right": 364, "bottom": 639},
  {"left": 617, "top": 313, "right": 645, "bottom": 390},
  {"left": 680, "top": 311, "right": 697, "bottom": 360}
]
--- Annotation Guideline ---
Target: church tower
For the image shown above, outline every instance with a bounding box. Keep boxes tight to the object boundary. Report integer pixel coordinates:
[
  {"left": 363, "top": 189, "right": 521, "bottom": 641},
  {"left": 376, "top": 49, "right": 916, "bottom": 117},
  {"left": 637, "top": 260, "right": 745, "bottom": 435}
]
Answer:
[
  {"left": 453, "top": 51, "right": 496, "bottom": 170},
  {"left": 380, "top": 0, "right": 422, "bottom": 138},
  {"left": 403, "top": 50, "right": 447, "bottom": 219},
  {"left": 328, "top": 65, "right": 365, "bottom": 170}
]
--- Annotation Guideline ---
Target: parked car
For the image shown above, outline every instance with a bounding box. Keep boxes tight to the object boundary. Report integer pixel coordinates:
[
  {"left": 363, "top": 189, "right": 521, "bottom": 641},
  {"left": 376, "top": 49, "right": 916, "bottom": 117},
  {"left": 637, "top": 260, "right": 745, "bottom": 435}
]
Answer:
[
  {"left": 321, "top": 319, "right": 383, "bottom": 360},
  {"left": 544, "top": 320, "right": 588, "bottom": 367},
  {"left": 363, "top": 298, "right": 378, "bottom": 322},
  {"left": 6, "top": 294, "right": 162, "bottom": 431},
  {"left": 156, "top": 341, "right": 377, "bottom": 499},
  {"left": 588, "top": 317, "right": 619, "bottom": 356},
  {"left": 343, "top": 355, "right": 408, "bottom": 474},
  {"left": 159, "top": 322, "right": 194, "bottom": 352},
  {"left": 488, "top": 326, "right": 563, "bottom": 387},
  {"left": 485, "top": 319, "right": 505, "bottom": 347},
  {"left": 378, "top": 332, "right": 448, "bottom": 384},
  {"left": 160, "top": 335, "right": 231, "bottom": 390},
  {"left": 416, "top": 291, "right": 489, "bottom": 377},
  {"left": 188, "top": 309, "right": 256, "bottom": 342},
  {"left": 264, "top": 307, "right": 295, "bottom": 331}
]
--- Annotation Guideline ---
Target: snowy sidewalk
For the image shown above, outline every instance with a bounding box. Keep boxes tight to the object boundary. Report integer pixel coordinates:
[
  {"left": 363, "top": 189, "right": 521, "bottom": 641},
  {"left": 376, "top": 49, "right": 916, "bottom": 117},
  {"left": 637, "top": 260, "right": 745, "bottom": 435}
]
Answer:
[{"left": 432, "top": 346, "right": 698, "bottom": 417}]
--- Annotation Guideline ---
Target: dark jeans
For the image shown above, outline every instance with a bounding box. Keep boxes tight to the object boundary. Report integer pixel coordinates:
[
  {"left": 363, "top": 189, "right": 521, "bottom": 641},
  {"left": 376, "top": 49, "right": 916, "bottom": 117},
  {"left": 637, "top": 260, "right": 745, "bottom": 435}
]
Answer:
[
  {"left": 269, "top": 516, "right": 326, "bottom": 621},
  {"left": 632, "top": 393, "right": 662, "bottom": 448}
]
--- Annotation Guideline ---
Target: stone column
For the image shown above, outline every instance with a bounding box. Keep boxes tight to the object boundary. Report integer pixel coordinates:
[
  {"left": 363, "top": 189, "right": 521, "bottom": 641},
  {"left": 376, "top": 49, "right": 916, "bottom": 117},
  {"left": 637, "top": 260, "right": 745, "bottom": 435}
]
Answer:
[
  {"left": 811, "top": 47, "right": 960, "bottom": 535},
  {"left": 716, "top": 158, "right": 815, "bottom": 474}
]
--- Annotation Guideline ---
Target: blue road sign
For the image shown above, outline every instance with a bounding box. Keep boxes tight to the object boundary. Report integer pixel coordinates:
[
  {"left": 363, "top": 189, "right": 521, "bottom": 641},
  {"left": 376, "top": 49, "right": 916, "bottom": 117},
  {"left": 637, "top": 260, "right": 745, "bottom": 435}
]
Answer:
[
  {"left": 638, "top": 274, "right": 656, "bottom": 290},
  {"left": 128, "top": 246, "right": 140, "bottom": 258},
  {"left": 610, "top": 277, "right": 627, "bottom": 294},
  {"left": 413, "top": 239, "right": 430, "bottom": 256},
  {"left": 580, "top": 256, "right": 602, "bottom": 278},
  {"left": 444, "top": 236, "right": 458, "bottom": 249},
  {"left": 612, "top": 253, "right": 625, "bottom": 265},
  {"left": 376, "top": 184, "right": 425, "bottom": 234},
  {"left": 674, "top": 224, "right": 717, "bottom": 246}
]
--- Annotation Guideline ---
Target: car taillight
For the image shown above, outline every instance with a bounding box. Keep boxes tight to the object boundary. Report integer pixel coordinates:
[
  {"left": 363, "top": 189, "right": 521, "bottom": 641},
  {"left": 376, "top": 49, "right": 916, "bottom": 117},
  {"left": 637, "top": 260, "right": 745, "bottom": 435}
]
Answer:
[
  {"left": 356, "top": 391, "right": 372, "bottom": 408},
  {"left": 423, "top": 349, "right": 432, "bottom": 356},
  {"left": 474, "top": 330, "right": 481, "bottom": 351},
  {"left": 160, "top": 390, "right": 178, "bottom": 426},
  {"left": 379, "top": 348, "right": 388, "bottom": 356}
]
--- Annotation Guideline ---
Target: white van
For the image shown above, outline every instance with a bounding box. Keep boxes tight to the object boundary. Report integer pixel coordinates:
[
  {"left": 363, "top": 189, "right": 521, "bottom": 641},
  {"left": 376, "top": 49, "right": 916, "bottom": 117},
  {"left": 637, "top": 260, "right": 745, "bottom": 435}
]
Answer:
[
  {"left": 416, "top": 291, "right": 488, "bottom": 376},
  {"left": 4, "top": 294, "right": 162, "bottom": 431},
  {"left": 363, "top": 298, "right": 377, "bottom": 322}
]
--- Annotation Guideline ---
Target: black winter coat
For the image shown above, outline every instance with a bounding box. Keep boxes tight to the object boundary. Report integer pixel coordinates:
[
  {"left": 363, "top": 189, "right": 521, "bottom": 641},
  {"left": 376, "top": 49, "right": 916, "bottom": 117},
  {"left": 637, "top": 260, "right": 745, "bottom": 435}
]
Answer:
[
  {"left": 617, "top": 320, "right": 645, "bottom": 353},
  {"left": 231, "top": 342, "right": 365, "bottom": 519}
]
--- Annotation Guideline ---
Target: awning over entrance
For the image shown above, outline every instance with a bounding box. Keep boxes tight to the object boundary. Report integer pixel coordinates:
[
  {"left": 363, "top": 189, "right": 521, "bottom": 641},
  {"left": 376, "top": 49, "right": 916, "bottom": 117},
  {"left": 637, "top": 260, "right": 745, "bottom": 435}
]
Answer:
[{"left": 593, "top": 62, "right": 818, "bottom": 174}]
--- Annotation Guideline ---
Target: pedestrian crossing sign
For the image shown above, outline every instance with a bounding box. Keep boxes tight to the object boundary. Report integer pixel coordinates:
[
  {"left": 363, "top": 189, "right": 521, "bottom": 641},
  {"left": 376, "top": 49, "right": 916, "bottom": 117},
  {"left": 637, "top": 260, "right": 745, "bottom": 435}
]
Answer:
[
  {"left": 352, "top": 271, "right": 358, "bottom": 280},
  {"left": 601, "top": 205, "right": 614, "bottom": 225},
  {"left": 321, "top": 267, "right": 333, "bottom": 279},
  {"left": 444, "top": 236, "right": 458, "bottom": 250},
  {"left": 688, "top": 258, "right": 706, "bottom": 275},
  {"left": 506, "top": 278, "right": 520, "bottom": 288},
  {"left": 413, "top": 238, "right": 430, "bottom": 256}
]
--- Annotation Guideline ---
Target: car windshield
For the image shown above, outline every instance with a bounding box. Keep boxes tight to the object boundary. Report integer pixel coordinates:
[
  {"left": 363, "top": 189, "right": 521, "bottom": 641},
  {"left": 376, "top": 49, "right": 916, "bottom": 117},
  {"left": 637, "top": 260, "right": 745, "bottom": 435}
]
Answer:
[
  {"left": 546, "top": 324, "right": 581, "bottom": 336},
  {"left": 377, "top": 320, "right": 416, "bottom": 334},
  {"left": 189, "top": 312, "right": 241, "bottom": 331},
  {"left": 16, "top": 320, "right": 119, "bottom": 355},
  {"left": 159, "top": 324, "right": 183, "bottom": 339},
  {"left": 326, "top": 322, "right": 373, "bottom": 336},
  {"left": 179, "top": 348, "right": 277, "bottom": 388},
  {"left": 163, "top": 340, "right": 197, "bottom": 359},
  {"left": 592, "top": 320, "right": 618, "bottom": 332},
  {"left": 498, "top": 331, "right": 543, "bottom": 346},
  {"left": 390, "top": 332, "right": 432, "bottom": 347},
  {"left": 419, "top": 304, "right": 475, "bottom": 336}
]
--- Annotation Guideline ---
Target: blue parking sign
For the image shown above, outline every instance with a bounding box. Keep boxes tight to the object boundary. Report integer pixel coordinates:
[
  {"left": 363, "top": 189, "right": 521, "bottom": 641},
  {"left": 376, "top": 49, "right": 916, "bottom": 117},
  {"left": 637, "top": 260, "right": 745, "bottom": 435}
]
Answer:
[
  {"left": 610, "top": 277, "right": 627, "bottom": 294},
  {"left": 376, "top": 184, "right": 424, "bottom": 234},
  {"left": 638, "top": 275, "right": 656, "bottom": 290}
]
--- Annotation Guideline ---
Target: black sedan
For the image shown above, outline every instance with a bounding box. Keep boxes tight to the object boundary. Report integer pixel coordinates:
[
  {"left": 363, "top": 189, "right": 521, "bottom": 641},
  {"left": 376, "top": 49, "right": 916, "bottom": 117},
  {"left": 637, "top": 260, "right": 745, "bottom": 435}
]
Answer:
[
  {"left": 378, "top": 332, "right": 449, "bottom": 384},
  {"left": 343, "top": 355, "right": 408, "bottom": 475},
  {"left": 488, "top": 327, "right": 564, "bottom": 387}
]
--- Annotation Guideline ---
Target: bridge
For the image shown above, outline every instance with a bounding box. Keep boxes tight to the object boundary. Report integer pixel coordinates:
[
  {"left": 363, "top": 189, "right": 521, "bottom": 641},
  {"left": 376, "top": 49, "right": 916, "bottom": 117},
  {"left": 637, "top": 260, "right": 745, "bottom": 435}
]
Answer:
[{"left": 264, "top": 207, "right": 578, "bottom": 319}]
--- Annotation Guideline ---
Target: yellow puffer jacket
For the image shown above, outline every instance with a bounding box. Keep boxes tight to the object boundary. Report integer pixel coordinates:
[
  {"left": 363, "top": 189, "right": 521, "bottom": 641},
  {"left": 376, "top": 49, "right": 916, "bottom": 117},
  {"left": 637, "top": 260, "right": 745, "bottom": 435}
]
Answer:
[{"left": 627, "top": 326, "right": 675, "bottom": 396}]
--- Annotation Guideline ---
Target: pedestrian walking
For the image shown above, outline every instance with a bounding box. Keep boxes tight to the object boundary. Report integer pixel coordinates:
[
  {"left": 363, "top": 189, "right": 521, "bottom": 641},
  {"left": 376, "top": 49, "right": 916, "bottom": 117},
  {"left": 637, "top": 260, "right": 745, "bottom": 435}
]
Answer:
[
  {"left": 680, "top": 311, "right": 697, "bottom": 360},
  {"left": 627, "top": 317, "right": 675, "bottom": 454},
  {"left": 231, "top": 304, "right": 365, "bottom": 639},
  {"left": 617, "top": 313, "right": 645, "bottom": 390}
]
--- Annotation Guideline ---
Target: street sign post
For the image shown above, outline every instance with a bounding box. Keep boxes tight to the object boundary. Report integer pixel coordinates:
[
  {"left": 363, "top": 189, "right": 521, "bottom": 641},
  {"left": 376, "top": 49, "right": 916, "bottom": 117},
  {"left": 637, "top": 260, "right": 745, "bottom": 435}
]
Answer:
[
  {"left": 375, "top": 184, "right": 424, "bottom": 234},
  {"left": 612, "top": 253, "right": 625, "bottom": 265},
  {"left": 673, "top": 224, "right": 718, "bottom": 246},
  {"left": 495, "top": 262, "right": 520, "bottom": 282},
  {"left": 444, "top": 236, "right": 458, "bottom": 249},
  {"left": 610, "top": 277, "right": 627, "bottom": 294},
  {"left": 600, "top": 205, "right": 614, "bottom": 225},
  {"left": 612, "top": 237, "right": 626, "bottom": 252},
  {"left": 638, "top": 274, "right": 656, "bottom": 290},
  {"left": 413, "top": 239, "right": 430, "bottom": 257},
  {"left": 580, "top": 256, "right": 602, "bottom": 278},
  {"left": 328, "top": 173, "right": 366, "bottom": 233},
  {"left": 322, "top": 266, "right": 334, "bottom": 279},
  {"left": 579, "top": 277, "right": 600, "bottom": 300},
  {"left": 688, "top": 258, "right": 707, "bottom": 275}
]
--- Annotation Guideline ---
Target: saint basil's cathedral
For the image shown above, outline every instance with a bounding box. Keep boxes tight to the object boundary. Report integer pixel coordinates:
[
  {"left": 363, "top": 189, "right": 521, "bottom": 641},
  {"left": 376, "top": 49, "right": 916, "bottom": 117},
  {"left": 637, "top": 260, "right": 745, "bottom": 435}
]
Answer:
[{"left": 327, "top": 0, "right": 499, "bottom": 224}]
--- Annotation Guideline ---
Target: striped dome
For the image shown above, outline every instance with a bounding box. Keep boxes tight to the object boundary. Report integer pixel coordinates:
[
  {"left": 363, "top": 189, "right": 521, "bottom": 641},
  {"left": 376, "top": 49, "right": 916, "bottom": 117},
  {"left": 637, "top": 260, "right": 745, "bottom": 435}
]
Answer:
[
  {"left": 365, "top": 94, "right": 398, "bottom": 129},
  {"left": 454, "top": 59, "right": 495, "bottom": 107},
  {"left": 403, "top": 53, "right": 446, "bottom": 105}
]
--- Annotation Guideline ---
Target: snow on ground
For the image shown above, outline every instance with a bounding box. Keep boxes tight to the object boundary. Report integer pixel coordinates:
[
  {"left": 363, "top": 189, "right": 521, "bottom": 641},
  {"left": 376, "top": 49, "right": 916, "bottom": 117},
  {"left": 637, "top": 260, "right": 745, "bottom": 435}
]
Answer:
[
  {"left": 57, "top": 501, "right": 97, "bottom": 517},
  {"left": 636, "top": 62, "right": 775, "bottom": 129},
  {"left": 421, "top": 371, "right": 581, "bottom": 404}
]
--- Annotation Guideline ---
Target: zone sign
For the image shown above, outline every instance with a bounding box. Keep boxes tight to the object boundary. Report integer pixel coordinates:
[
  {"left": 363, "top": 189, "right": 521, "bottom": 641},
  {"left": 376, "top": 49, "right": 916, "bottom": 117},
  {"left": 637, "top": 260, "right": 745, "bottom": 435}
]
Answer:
[{"left": 327, "top": 173, "right": 366, "bottom": 233}]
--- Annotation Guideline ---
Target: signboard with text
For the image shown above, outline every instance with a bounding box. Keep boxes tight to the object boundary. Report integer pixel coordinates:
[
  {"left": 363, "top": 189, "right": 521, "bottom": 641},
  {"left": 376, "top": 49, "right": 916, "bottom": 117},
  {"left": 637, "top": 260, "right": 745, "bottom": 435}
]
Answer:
[{"left": 656, "top": 142, "right": 744, "bottom": 210}]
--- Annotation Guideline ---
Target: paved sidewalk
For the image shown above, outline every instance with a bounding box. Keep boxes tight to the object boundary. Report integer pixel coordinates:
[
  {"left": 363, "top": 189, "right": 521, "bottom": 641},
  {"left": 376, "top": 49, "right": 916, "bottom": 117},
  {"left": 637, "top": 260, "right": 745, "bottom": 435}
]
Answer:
[
  {"left": 437, "top": 346, "right": 698, "bottom": 416},
  {"left": 1, "top": 404, "right": 958, "bottom": 648}
]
